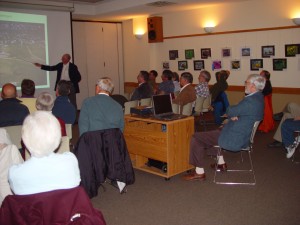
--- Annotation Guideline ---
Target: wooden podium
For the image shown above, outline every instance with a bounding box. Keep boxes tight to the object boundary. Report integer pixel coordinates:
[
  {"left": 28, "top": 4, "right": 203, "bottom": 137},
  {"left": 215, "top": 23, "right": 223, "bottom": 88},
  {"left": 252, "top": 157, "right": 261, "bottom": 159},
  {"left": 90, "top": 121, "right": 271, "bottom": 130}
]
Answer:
[{"left": 124, "top": 115, "right": 194, "bottom": 179}]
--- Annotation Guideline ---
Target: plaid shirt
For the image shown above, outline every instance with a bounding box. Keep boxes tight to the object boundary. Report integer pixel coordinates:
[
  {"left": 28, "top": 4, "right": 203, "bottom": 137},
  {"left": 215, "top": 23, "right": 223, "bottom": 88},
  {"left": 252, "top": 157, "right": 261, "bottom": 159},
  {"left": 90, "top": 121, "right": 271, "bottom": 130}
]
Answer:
[{"left": 195, "top": 82, "right": 209, "bottom": 98}]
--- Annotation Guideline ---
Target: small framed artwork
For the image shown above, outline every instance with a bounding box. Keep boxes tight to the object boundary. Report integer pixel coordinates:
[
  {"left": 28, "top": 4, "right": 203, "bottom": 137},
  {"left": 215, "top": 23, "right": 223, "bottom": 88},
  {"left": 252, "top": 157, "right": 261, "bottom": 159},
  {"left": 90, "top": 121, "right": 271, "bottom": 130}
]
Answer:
[
  {"left": 193, "top": 60, "right": 205, "bottom": 70},
  {"left": 285, "top": 44, "right": 300, "bottom": 57},
  {"left": 222, "top": 48, "right": 231, "bottom": 57},
  {"left": 262, "top": 45, "right": 275, "bottom": 58},
  {"left": 241, "top": 47, "right": 251, "bottom": 57},
  {"left": 185, "top": 49, "right": 195, "bottom": 59},
  {"left": 163, "top": 61, "right": 170, "bottom": 69},
  {"left": 231, "top": 60, "right": 241, "bottom": 70},
  {"left": 201, "top": 48, "right": 211, "bottom": 59},
  {"left": 178, "top": 61, "right": 188, "bottom": 70},
  {"left": 212, "top": 60, "right": 222, "bottom": 70},
  {"left": 169, "top": 50, "right": 179, "bottom": 60},
  {"left": 273, "top": 58, "right": 287, "bottom": 71},
  {"left": 250, "top": 59, "right": 263, "bottom": 71}
]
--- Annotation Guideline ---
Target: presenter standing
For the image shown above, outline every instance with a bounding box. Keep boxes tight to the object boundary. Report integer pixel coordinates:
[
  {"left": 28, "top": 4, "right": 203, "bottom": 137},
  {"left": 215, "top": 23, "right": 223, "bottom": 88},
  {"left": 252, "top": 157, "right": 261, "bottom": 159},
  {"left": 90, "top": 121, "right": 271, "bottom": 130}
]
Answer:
[{"left": 34, "top": 53, "right": 81, "bottom": 110}]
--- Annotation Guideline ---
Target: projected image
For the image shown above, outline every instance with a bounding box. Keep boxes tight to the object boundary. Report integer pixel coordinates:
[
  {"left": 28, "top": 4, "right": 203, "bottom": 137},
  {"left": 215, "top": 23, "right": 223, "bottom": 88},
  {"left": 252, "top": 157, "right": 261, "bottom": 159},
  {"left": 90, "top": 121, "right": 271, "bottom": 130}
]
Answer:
[{"left": 0, "top": 11, "right": 49, "bottom": 90}]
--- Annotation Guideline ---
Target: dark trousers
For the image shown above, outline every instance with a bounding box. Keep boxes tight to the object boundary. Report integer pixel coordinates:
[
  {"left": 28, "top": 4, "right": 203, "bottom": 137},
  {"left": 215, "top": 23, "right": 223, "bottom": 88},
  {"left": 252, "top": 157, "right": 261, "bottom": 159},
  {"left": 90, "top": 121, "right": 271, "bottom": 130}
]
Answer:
[{"left": 189, "top": 129, "right": 222, "bottom": 167}]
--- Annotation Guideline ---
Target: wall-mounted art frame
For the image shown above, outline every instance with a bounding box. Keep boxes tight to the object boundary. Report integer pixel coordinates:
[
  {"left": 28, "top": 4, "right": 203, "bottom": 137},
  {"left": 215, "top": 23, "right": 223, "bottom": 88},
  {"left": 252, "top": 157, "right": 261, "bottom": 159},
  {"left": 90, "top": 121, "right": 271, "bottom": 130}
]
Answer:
[
  {"left": 241, "top": 47, "right": 251, "bottom": 57},
  {"left": 178, "top": 60, "right": 188, "bottom": 70},
  {"left": 193, "top": 60, "right": 205, "bottom": 70},
  {"left": 212, "top": 60, "right": 222, "bottom": 70},
  {"left": 169, "top": 50, "right": 179, "bottom": 60},
  {"left": 201, "top": 48, "right": 211, "bottom": 59},
  {"left": 273, "top": 58, "right": 287, "bottom": 71},
  {"left": 163, "top": 61, "right": 170, "bottom": 69},
  {"left": 262, "top": 45, "right": 275, "bottom": 58},
  {"left": 231, "top": 60, "right": 241, "bottom": 70},
  {"left": 250, "top": 59, "right": 263, "bottom": 71},
  {"left": 222, "top": 48, "right": 231, "bottom": 57},
  {"left": 285, "top": 44, "right": 300, "bottom": 57},
  {"left": 185, "top": 49, "right": 195, "bottom": 59}
]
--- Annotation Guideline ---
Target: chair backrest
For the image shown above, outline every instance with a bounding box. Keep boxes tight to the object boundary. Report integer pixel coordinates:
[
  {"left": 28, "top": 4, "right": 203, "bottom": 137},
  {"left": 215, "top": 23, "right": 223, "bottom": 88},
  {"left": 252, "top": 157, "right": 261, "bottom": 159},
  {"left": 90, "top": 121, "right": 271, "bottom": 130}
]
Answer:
[
  {"left": 181, "top": 102, "right": 193, "bottom": 116},
  {"left": 194, "top": 96, "right": 206, "bottom": 113},
  {"left": 124, "top": 100, "right": 138, "bottom": 114},
  {"left": 201, "top": 95, "right": 211, "bottom": 113},
  {"left": 139, "top": 98, "right": 152, "bottom": 106},
  {"left": 3, "top": 125, "right": 22, "bottom": 149},
  {"left": 249, "top": 121, "right": 261, "bottom": 145},
  {"left": 65, "top": 124, "right": 73, "bottom": 140},
  {"left": 172, "top": 103, "right": 179, "bottom": 114}
]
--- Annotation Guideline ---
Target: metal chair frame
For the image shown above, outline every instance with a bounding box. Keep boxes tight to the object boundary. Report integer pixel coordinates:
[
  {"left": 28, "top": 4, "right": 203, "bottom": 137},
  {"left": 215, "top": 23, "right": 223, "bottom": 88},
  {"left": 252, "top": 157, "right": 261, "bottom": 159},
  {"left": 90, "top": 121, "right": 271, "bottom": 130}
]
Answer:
[
  {"left": 292, "top": 131, "right": 300, "bottom": 163},
  {"left": 213, "top": 120, "right": 261, "bottom": 186}
]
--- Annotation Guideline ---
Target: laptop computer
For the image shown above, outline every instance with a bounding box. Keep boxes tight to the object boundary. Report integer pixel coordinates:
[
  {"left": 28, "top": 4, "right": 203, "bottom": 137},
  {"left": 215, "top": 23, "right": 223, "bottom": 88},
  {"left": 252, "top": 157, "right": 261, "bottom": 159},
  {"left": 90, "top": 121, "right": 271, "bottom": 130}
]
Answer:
[{"left": 152, "top": 94, "right": 187, "bottom": 121}]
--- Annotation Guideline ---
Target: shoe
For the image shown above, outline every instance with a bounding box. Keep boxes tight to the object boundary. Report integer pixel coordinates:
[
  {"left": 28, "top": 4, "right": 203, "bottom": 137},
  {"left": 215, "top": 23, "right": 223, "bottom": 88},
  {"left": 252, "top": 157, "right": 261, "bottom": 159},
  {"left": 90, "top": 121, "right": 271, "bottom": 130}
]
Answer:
[
  {"left": 210, "top": 163, "right": 228, "bottom": 172},
  {"left": 268, "top": 141, "right": 283, "bottom": 148},
  {"left": 286, "top": 145, "right": 296, "bottom": 159},
  {"left": 183, "top": 170, "right": 206, "bottom": 181}
]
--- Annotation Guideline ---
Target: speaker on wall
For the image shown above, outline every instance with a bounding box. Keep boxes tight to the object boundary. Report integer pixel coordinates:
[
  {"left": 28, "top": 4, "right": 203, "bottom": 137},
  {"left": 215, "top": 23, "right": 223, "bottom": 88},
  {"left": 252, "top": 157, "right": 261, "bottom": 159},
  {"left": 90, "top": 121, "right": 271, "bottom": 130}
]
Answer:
[{"left": 147, "top": 16, "right": 163, "bottom": 43}]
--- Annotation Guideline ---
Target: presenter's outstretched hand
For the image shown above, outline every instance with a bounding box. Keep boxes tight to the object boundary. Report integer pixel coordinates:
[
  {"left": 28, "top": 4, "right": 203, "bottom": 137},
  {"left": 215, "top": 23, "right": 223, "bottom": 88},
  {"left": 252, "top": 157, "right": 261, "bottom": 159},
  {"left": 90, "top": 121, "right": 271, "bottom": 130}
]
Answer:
[{"left": 34, "top": 63, "right": 42, "bottom": 68}]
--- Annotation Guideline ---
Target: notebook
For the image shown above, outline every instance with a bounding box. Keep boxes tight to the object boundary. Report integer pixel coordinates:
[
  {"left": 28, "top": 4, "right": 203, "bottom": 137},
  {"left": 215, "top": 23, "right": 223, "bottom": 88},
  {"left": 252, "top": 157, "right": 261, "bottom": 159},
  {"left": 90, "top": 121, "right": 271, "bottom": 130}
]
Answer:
[{"left": 152, "top": 94, "right": 187, "bottom": 121}]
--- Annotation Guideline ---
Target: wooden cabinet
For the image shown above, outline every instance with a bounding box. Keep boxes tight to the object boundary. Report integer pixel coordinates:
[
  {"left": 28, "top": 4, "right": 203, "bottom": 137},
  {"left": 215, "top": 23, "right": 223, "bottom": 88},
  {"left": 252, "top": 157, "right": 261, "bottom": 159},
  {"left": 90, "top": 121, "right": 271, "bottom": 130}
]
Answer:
[{"left": 124, "top": 115, "right": 194, "bottom": 178}]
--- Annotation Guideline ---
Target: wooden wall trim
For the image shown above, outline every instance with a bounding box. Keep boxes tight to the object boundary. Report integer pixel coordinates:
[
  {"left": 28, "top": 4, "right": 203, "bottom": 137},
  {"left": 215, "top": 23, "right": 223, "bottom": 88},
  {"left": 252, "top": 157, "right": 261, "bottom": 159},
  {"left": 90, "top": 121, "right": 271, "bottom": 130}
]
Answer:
[
  {"left": 124, "top": 82, "right": 300, "bottom": 95},
  {"left": 163, "top": 26, "right": 300, "bottom": 40}
]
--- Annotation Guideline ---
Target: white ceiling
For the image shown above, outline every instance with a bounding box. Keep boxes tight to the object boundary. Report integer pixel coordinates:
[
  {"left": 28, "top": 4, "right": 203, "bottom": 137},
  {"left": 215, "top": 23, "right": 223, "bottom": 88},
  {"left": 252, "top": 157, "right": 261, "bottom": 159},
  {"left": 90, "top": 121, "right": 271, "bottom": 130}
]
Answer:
[{"left": 3, "top": 0, "right": 252, "bottom": 21}]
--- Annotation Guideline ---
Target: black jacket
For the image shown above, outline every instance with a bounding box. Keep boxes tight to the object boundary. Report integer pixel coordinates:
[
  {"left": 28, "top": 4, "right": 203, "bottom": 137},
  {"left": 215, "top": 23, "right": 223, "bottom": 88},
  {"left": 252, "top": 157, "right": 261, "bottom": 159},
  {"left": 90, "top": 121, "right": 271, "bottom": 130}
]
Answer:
[
  {"left": 73, "top": 128, "right": 135, "bottom": 198},
  {"left": 130, "top": 82, "right": 153, "bottom": 101},
  {"left": 41, "top": 62, "right": 81, "bottom": 93}
]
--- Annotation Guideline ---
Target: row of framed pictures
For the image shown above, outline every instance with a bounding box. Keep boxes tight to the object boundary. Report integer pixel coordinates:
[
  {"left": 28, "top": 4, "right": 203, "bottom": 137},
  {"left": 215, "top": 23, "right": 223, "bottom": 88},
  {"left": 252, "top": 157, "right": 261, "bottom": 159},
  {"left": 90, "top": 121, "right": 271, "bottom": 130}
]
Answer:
[
  {"left": 169, "top": 44, "right": 300, "bottom": 60},
  {"left": 165, "top": 58, "right": 287, "bottom": 71}
]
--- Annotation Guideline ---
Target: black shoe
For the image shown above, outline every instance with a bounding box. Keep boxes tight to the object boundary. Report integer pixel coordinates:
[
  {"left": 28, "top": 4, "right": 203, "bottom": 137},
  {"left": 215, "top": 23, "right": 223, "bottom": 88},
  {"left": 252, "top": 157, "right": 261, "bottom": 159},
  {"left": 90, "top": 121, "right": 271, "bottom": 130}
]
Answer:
[{"left": 268, "top": 141, "right": 283, "bottom": 148}]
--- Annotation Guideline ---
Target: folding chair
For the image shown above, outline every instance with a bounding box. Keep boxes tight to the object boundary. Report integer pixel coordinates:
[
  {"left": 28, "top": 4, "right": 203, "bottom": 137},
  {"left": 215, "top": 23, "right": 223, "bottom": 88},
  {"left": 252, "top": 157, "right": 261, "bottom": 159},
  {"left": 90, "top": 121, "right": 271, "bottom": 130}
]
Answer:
[
  {"left": 124, "top": 100, "right": 138, "bottom": 115},
  {"left": 292, "top": 131, "right": 300, "bottom": 163},
  {"left": 194, "top": 95, "right": 211, "bottom": 131},
  {"left": 139, "top": 98, "right": 152, "bottom": 106},
  {"left": 213, "top": 120, "right": 261, "bottom": 185}
]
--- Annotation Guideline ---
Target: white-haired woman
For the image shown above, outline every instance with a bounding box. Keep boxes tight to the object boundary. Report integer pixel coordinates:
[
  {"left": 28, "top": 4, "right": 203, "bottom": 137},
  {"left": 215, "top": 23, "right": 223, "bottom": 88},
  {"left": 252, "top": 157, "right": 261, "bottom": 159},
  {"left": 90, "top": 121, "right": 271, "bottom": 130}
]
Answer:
[
  {"left": 0, "top": 128, "right": 23, "bottom": 204},
  {"left": 8, "top": 111, "right": 80, "bottom": 195}
]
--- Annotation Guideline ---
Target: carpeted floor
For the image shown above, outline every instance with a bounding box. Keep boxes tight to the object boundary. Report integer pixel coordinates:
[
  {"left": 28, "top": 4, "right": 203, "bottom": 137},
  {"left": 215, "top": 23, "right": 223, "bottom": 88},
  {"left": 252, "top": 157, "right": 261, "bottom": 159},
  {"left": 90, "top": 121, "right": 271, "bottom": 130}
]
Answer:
[{"left": 72, "top": 119, "right": 300, "bottom": 225}]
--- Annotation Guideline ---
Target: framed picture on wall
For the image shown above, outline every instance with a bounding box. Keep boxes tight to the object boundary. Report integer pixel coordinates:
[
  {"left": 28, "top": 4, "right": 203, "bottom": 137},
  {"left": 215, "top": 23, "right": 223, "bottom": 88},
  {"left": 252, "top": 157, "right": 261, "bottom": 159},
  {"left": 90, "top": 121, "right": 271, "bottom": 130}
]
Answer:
[
  {"left": 273, "top": 58, "right": 287, "bottom": 71},
  {"left": 185, "top": 49, "right": 195, "bottom": 59},
  {"left": 231, "top": 60, "right": 241, "bottom": 70},
  {"left": 285, "top": 44, "right": 300, "bottom": 57},
  {"left": 163, "top": 61, "right": 170, "bottom": 69},
  {"left": 169, "top": 50, "right": 179, "bottom": 60},
  {"left": 250, "top": 59, "right": 263, "bottom": 71},
  {"left": 241, "top": 47, "right": 251, "bottom": 57},
  {"left": 178, "top": 61, "right": 188, "bottom": 70},
  {"left": 193, "top": 60, "right": 205, "bottom": 70},
  {"left": 212, "top": 60, "right": 222, "bottom": 70},
  {"left": 222, "top": 48, "right": 231, "bottom": 57},
  {"left": 201, "top": 48, "right": 211, "bottom": 59},
  {"left": 262, "top": 45, "right": 275, "bottom": 58}
]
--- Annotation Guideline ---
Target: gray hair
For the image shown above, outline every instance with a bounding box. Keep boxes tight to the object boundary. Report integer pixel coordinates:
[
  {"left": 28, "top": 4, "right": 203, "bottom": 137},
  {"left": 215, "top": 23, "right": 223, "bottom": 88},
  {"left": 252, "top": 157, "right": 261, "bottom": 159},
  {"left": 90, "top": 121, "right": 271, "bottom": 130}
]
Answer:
[
  {"left": 22, "top": 111, "right": 61, "bottom": 157},
  {"left": 36, "top": 92, "right": 55, "bottom": 111},
  {"left": 97, "top": 77, "right": 114, "bottom": 94},
  {"left": 200, "top": 70, "right": 211, "bottom": 82},
  {"left": 247, "top": 74, "right": 266, "bottom": 91}
]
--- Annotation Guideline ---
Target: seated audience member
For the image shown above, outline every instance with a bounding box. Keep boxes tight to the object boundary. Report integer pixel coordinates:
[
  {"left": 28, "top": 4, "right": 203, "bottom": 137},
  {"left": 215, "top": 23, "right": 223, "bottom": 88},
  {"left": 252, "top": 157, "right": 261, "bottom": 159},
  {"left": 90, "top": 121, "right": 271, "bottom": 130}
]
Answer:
[
  {"left": 195, "top": 70, "right": 211, "bottom": 98},
  {"left": 130, "top": 71, "right": 153, "bottom": 101},
  {"left": 0, "top": 128, "right": 23, "bottom": 205},
  {"left": 184, "top": 74, "right": 265, "bottom": 181},
  {"left": 258, "top": 70, "right": 275, "bottom": 133},
  {"left": 172, "top": 72, "right": 181, "bottom": 93},
  {"left": 79, "top": 77, "right": 124, "bottom": 136},
  {"left": 281, "top": 117, "right": 300, "bottom": 159},
  {"left": 210, "top": 70, "right": 230, "bottom": 125},
  {"left": 36, "top": 92, "right": 66, "bottom": 136},
  {"left": 52, "top": 80, "right": 76, "bottom": 124},
  {"left": 8, "top": 111, "right": 81, "bottom": 195},
  {"left": 0, "top": 83, "right": 29, "bottom": 127},
  {"left": 172, "top": 72, "right": 197, "bottom": 114},
  {"left": 157, "top": 70, "right": 175, "bottom": 95},
  {"left": 149, "top": 70, "right": 158, "bottom": 92},
  {"left": 18, "top": 79, "right": 37, "bottom": 113},
  {"left": 268, "top": 103, "right": 300, "bottom": 148}
]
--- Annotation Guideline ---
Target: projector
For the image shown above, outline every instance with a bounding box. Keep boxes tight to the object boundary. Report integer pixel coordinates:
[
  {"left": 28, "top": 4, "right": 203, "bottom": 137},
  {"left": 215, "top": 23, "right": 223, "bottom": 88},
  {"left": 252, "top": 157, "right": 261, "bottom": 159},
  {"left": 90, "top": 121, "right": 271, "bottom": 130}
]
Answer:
[{"left": 130, "top": 106, "right": 153, "bottom": 116}]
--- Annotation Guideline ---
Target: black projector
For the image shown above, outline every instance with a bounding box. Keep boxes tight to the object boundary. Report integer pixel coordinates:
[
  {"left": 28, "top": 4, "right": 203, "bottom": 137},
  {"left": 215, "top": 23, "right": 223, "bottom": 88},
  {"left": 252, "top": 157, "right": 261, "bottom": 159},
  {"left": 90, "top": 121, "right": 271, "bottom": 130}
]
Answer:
[{"left": 130, "top": 106, "right": 153, "bottom": 116}]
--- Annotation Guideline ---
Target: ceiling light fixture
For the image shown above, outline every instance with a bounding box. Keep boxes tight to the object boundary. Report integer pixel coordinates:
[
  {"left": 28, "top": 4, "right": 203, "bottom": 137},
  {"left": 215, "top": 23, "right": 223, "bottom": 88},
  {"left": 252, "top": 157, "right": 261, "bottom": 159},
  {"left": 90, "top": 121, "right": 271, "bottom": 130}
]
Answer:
[
  {"left": 135, "top": 34, "right": 143, "bottom": 39},
  {"left": 204, "top": 26, "right": 214, "bottom": 33}
]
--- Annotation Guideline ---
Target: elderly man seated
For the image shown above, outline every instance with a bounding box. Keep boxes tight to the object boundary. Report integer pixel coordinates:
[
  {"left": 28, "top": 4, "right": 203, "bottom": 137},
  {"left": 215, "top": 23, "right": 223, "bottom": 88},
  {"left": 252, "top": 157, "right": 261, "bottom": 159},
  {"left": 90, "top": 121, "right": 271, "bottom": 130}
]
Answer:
[{"left": 184, "top": 74, "right": 265, "bottom": 181}]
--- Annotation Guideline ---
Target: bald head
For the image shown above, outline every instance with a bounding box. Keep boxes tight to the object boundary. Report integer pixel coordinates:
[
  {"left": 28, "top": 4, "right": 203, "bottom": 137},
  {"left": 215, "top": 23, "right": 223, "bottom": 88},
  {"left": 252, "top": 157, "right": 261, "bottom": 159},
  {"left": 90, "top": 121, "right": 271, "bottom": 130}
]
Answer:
[{"left": 1, "top": 83, "right": 17, "bottom": 99}]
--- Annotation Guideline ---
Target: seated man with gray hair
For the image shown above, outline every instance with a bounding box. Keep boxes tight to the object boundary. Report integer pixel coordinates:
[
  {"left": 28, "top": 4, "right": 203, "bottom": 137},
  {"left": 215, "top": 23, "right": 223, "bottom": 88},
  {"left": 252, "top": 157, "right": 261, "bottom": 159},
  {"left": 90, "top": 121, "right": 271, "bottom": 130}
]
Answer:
[
  {"left": 79, "top": 77, "right": 124, "bottom": 136},
  {"left": 8, "top": 111, "right": 81, "bottom": 195}
]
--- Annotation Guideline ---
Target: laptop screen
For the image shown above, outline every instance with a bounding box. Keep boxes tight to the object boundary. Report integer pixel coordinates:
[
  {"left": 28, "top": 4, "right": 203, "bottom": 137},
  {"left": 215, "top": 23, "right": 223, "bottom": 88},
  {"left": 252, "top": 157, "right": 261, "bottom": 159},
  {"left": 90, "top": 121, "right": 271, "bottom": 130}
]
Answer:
[{"left": 152, "top": 94, "right": 173, "bottom": 116}]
